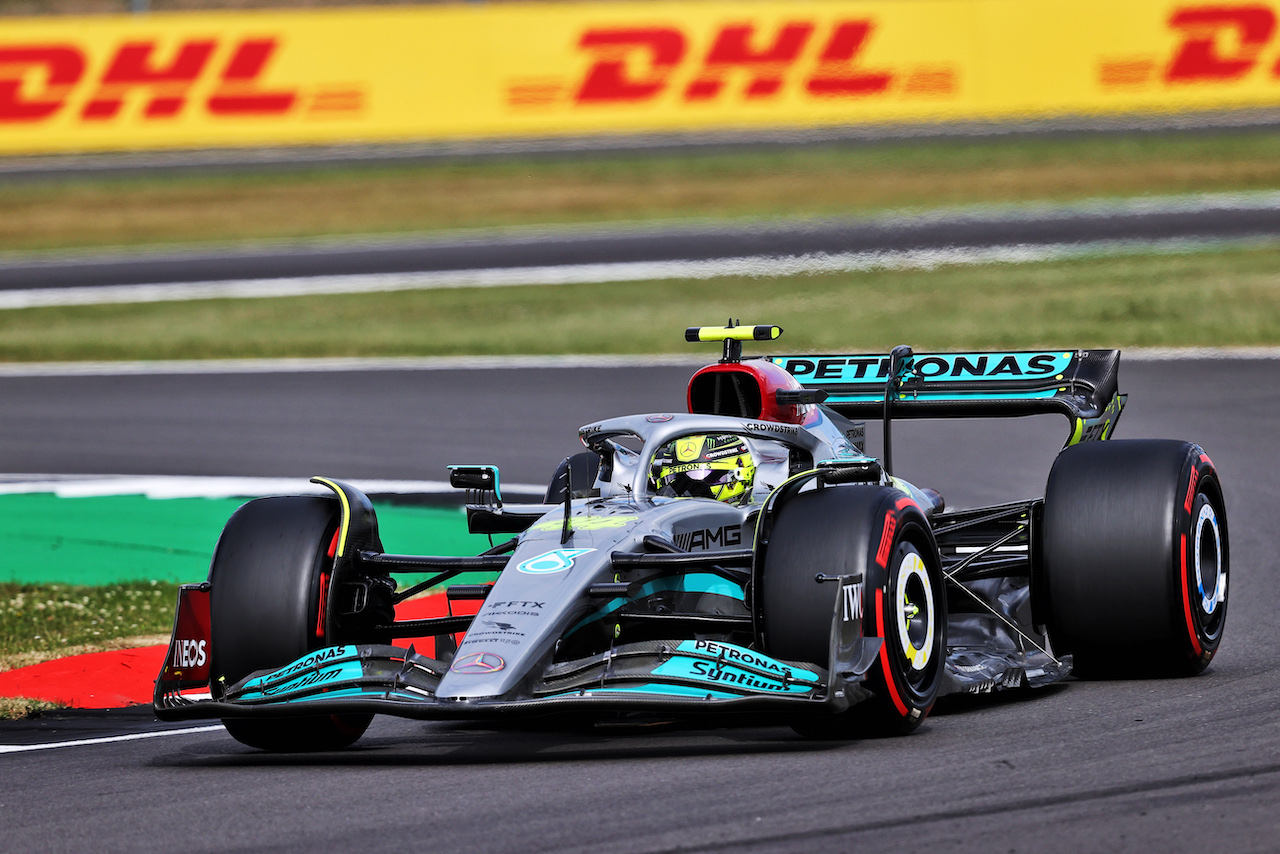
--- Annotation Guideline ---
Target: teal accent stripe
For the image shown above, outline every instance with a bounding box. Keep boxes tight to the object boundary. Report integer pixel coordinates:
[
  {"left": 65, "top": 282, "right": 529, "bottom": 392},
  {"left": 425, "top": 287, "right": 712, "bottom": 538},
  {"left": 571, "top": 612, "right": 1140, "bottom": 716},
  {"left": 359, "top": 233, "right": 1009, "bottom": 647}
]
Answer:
[
  {"left": 238, "top": 660, "right": 365, "bottom": 699},
  {"left": 542, "top": 683, "right": 740, "bottom": 700},
  {"left": 566, "top": 572, "right": 746, "bottom": 636},
  {"left": 652, "top": 657, "right": 816, "bottom": 694},
  {"left": 825, "top": 390, "right": 1059, "bottom": 403},
  {"left": 241, "top": 687, "right": 427, "bottom": 704}
]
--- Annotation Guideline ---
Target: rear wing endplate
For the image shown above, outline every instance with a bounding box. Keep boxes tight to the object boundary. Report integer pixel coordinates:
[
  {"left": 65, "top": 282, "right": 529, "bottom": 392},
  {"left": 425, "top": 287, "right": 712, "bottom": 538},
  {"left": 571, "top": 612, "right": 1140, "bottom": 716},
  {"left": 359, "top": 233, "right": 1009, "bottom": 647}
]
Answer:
[{"left": 768, "top": 349, "right": 1126, "bottom": 446}]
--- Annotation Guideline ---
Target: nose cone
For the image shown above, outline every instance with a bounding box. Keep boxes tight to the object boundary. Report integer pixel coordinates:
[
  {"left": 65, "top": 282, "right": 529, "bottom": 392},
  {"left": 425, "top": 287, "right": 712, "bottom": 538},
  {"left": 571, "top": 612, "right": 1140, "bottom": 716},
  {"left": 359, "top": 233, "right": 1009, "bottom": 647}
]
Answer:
[{"left": 435, "top": 510, "right": 642, "bottom": 700}]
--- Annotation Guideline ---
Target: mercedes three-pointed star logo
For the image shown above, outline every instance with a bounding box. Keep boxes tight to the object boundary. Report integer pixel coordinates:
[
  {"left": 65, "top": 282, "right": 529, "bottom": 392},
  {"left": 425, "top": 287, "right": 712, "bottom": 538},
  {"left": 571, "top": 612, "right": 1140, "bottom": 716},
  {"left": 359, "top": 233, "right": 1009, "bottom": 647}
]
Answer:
[{"left": 450, "top": 652, "right": 506, "bottom": 674}]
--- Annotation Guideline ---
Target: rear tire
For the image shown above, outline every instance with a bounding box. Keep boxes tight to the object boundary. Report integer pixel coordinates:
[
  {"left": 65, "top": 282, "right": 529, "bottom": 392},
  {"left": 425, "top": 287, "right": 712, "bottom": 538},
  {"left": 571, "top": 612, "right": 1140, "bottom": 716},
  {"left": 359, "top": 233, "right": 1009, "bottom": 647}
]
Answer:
[
  {"left": 1042, "top": 440, "right": 1228, "bottom": 677},
  {"left": 760, "top": 486, "right": 945, "bottom": 737},
  {"left": 210, "top": 496, "right": 373, "bottom": 751}
]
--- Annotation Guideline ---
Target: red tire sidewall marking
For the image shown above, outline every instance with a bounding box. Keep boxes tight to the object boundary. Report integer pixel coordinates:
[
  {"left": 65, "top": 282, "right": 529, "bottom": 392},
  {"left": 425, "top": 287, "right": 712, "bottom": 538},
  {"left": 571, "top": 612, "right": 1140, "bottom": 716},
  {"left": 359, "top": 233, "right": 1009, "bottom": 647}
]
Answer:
[
  {"left": 1179, "top": 454, "right": 1220, "bottom": 659},
  {"left": 871, "top": 496, "right": 931, "bottom": 719},
  {"left": 874, "top": 586, "right": 910, "bottom": 717},
  {"left": 1179, "top": 532, "right": 1203, "bottom": 656},
  {"left": 1183, "top": 466, "right": 1199, "bottom": 514},
  {"left": 875, "top": 514, "right": 896, "bottom": 568}
]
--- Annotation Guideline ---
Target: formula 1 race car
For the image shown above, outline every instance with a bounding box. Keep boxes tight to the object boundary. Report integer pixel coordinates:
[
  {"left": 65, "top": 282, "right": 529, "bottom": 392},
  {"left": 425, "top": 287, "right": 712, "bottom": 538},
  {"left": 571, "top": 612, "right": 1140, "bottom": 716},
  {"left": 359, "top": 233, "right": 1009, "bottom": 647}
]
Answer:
[{"left": 155, "top": 325, "right": 1229, "bottom": 750}]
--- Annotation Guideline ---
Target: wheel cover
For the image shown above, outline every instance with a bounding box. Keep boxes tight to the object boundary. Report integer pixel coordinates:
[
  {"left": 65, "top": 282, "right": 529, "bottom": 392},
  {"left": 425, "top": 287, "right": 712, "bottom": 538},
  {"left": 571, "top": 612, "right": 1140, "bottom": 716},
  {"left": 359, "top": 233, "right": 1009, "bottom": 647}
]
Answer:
[
  {"left": 1194, "top": 502, "right": 1225, "bottom": 617},
  {"left": 895, "top": 551, "right": 936, "bottom": 673}
]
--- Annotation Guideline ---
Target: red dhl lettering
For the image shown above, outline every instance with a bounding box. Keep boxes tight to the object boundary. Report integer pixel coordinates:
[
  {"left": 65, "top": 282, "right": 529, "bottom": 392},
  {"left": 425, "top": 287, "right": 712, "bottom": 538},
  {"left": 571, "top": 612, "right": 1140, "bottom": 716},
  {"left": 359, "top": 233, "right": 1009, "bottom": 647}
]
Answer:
[
  {"left": 573, "top": 8, "right": 1280, "bottom": 103},
  {"left": 82, "top": 39, "right": 217, "bottom": 120},
  {"left": 0, "top": 45, "right": 83, "bottom": 121},
  {"left": 685, "top": 22, "right": 814, "bottom": 101},
  {"left": 576, "top": 27, "right": 685, "bottom": 103},
  {"left": 210, "top": 39, "right": 299, "bottom": 115},
  {"left": 808, "top": 21, "right": 893, "bottom": 96},
  {"left": 1166, "top": 4, "right": 1276, "bottom": 82},
  {"left": 1103, "top": 4, "right": 1280, "bottom": 87},
  {"left": 0, "top": 37, "right": 303, "bottom": 124},
  {"left": 573, "top": 20, "right": 904, "bottom": 105}
]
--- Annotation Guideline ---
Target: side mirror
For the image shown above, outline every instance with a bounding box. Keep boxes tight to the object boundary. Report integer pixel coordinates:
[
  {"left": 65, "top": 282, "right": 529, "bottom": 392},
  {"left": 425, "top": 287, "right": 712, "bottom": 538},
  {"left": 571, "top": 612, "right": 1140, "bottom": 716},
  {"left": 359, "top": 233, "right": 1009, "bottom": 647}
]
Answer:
[{"left": 448, "top": 465, "right": 502, "bottom": 504}]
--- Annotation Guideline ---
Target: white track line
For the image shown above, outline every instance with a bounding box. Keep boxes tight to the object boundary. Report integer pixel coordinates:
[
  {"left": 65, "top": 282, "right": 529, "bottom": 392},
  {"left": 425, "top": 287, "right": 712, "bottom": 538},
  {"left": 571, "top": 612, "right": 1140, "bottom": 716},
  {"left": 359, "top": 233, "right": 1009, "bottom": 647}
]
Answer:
[
  {"left": 1, "top": 234, "right": 1276, "bottom": 310},
  {"left": 0, "top": 725, "right": 225, "bottom": 755}
]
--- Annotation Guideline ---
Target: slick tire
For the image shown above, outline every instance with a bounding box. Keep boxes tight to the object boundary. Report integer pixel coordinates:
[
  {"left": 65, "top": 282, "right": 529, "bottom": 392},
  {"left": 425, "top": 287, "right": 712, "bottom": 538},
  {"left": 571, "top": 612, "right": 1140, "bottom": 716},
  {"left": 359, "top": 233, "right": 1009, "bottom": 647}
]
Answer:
[
  {"left": 544, "top": 451, "right": 601, "bottom": 503},
  {"left": 209, "top": 496, "right": 373, "bottom": 751},
  {"left": 760, "top": 485, "right": 945, "bottom": 738},
  {"left": 1042, "top": 440, "right": 1228, "bottom": 677}
]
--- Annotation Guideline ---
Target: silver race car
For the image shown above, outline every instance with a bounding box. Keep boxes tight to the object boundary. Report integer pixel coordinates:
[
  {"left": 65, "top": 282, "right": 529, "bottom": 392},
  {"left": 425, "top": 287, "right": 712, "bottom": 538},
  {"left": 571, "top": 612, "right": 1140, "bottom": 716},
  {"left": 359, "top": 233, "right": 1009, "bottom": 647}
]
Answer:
[{"left": 155, "top": 324, "right": 1228, "bottom": 750}]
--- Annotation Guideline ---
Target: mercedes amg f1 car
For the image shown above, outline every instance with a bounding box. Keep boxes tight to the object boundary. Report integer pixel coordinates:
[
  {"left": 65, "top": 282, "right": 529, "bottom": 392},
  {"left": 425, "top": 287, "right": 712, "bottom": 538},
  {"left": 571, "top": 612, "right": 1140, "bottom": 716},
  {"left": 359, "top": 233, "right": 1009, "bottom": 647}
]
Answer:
[{"left": 154, "top": 325, "right": 1229, "bottom": 750}]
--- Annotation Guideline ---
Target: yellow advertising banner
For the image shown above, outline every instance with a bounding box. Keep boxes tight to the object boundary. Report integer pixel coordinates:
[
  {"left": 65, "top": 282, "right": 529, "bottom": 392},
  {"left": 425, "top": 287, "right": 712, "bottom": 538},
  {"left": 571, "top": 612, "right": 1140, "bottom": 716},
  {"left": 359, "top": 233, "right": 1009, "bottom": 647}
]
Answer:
[{"left": 3, "top": 0, "right": 1280, "bottom": 154}]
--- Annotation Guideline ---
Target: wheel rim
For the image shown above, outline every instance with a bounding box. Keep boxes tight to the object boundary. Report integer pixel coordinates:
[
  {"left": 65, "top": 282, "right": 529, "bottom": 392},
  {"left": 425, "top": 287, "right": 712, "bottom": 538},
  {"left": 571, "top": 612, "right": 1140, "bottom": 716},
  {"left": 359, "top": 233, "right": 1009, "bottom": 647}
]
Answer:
[
  {"left": 1193, "top": 501, "right": 1224, "bottom": 618},
  {"left": 894, "top": 550, "right": 936, "bottom": 678}
]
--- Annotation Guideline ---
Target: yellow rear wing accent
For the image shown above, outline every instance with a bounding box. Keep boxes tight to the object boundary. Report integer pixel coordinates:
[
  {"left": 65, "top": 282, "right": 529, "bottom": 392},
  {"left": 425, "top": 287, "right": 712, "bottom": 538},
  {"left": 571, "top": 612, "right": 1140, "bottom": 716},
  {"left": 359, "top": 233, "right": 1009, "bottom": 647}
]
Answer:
[
  {"left": 686, "top": 323, "right": 782, "bottom": 363},
  {"left": 686, "top": 325, "right": 781, "bottom": 343}
]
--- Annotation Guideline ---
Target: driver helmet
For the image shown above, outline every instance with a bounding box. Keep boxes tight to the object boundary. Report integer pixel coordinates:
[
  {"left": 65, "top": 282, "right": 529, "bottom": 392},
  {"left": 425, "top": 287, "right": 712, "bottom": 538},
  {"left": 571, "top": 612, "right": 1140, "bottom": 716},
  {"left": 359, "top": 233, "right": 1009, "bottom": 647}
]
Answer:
[{"left": 649, "top": 434, "right": 756, "bottom": 505}]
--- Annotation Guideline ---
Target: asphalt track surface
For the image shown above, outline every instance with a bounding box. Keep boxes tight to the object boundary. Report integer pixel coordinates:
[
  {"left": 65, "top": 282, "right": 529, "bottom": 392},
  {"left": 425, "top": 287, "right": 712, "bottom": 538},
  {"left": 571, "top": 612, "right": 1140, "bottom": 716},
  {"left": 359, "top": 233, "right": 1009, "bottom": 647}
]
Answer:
[
  {"left": 1, "top": 193, "right": 1279, "bottom": 291},
  {"left": 1, "top": 358, "right": 1278, "bottom": 853}
]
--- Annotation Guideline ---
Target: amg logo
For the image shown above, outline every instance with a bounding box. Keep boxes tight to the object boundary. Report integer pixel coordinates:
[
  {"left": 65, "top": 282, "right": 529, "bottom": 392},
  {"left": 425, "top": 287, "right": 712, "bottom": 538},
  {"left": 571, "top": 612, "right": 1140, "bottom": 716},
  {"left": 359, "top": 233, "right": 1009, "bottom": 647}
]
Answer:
[{"left": 674, "top": 524, "right": 742, "bottom": 551}]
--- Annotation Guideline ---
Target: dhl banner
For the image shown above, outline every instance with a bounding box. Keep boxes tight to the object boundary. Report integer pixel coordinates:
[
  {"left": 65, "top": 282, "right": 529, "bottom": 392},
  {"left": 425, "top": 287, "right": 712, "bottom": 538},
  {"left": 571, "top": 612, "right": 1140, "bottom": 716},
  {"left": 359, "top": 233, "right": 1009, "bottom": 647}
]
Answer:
[{"left": 4, "top": 0, "right": 1280, "bottom": 154}]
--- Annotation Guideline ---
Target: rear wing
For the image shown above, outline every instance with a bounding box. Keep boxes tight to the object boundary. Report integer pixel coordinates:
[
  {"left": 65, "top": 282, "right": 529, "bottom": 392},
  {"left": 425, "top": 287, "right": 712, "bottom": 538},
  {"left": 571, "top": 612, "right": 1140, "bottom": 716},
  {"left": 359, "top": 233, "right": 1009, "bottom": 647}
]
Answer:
[{"left": 767, "top": 349, "right": 1126, "bottom": 446}]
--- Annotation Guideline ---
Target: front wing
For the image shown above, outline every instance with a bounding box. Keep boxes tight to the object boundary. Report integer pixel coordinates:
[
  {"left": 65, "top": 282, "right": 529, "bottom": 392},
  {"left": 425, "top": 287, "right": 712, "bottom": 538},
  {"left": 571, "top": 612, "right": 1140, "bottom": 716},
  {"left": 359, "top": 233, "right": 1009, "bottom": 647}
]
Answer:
[{"left": 155, "top": 575, "right": 883, "bottom": 722}]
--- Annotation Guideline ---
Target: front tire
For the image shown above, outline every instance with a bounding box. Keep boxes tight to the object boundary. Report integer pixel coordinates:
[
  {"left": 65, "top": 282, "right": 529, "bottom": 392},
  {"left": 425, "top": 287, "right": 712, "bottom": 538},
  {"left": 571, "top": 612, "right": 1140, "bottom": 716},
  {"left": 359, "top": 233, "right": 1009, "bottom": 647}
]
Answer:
[
  {"left": 210, "top": 496, "right": 373, "bottom": 751},
  {"left": 863, "top": 539, "right": 943, "bottom": 733},
  {"left": 760, "top": 485, "right": 945, "bottom": 737},
  {"left": 1042, "top": 440, "right": 1228, "bottom": 677}
]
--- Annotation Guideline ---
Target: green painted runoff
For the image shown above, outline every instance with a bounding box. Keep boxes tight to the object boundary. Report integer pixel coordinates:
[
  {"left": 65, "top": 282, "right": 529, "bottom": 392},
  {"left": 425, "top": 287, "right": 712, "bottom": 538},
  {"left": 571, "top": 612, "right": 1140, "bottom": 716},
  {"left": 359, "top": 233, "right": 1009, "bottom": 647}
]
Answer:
[{"left": 0, "top": 494, "right": 493, "bottom": 585}]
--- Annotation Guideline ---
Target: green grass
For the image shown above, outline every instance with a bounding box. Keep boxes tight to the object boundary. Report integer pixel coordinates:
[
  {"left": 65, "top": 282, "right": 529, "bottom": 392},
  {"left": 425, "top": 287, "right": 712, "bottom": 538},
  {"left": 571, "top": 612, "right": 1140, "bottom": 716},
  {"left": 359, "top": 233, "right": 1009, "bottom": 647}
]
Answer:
[
  {"left": 0, "top": 581, "right": 179, "bottom": 714},
  {"left": 0, "top": 581, "right": 179, "bottom": 668},
  {"left": 1, "top": 243, "right": 1278, "bottom": 360},
  {"left": 6, "top": 130, "right": 1280, "bottom": 253},
  {"left": 0, "top": 697, "right": 56, "bottom": 719}
]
